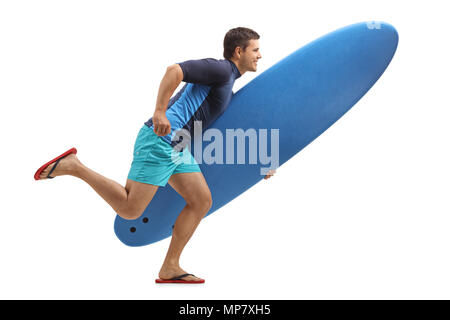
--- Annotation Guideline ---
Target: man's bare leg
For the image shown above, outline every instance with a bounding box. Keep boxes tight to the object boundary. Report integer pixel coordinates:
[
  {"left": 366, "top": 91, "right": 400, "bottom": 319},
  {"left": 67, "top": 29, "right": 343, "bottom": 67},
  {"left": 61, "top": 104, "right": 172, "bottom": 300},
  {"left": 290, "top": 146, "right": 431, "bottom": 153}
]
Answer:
[
  {"left": 38, "top": 152, "right": 210, "bottom": 281},
  {"left": 38, "top": 153, "right": 158, "bottom": 220},
  {"left": 158, "top": 172, "right": 212, "bottom": 282}
]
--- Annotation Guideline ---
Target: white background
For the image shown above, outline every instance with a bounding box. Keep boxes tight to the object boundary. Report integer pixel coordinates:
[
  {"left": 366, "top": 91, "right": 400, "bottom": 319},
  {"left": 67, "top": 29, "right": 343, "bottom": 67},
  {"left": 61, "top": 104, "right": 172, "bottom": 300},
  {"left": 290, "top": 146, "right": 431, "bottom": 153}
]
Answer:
[{"left": 1, "top": 0, "right": 449, "bottom": 299}]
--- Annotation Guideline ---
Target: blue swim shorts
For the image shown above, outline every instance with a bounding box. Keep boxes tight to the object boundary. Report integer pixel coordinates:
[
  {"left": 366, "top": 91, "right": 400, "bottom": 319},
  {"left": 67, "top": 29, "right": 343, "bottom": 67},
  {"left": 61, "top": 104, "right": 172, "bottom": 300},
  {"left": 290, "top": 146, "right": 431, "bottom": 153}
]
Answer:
[{"left": 127, "top": 124, "right": 201, "bottom": 187}]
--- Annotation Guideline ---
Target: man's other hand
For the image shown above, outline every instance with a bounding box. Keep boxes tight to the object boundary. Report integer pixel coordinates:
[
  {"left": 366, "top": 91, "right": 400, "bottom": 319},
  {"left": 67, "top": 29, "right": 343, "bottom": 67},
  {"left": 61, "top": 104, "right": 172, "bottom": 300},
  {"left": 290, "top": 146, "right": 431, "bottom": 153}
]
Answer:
[{"left": 264, "top": 169, "right": 276, "bottom": 180}]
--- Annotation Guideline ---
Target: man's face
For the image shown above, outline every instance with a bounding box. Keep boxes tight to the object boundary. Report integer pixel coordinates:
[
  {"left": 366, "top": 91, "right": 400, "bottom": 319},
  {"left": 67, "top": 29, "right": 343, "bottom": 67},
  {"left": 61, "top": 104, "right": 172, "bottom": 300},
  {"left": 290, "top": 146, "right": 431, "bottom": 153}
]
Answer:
[{"left": 240, "top": 39, "right": 262, "bottom": 72}]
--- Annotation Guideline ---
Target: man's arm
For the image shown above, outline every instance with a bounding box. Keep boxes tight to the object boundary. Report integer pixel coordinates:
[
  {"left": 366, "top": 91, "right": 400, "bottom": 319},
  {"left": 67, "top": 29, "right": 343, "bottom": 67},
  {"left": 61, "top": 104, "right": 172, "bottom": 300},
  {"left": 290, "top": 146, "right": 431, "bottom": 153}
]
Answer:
[{"left": 153, "top": 64, "right": 184, "bottom": 136}]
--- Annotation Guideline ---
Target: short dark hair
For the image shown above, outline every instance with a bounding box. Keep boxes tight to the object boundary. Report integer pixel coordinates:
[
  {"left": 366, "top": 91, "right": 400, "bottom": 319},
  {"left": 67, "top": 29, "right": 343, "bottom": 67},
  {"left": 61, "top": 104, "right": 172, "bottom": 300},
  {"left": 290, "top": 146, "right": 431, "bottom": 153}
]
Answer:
[{"left": 223, "top": 27, "right": 260, "bottom": 60}]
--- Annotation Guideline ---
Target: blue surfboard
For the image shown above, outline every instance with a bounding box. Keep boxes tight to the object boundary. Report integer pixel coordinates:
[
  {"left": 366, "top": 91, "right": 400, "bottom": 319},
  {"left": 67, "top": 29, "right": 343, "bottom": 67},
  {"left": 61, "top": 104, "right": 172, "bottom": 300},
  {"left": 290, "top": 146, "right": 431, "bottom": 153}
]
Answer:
[{"left": 114, "top": 21, "right": 398, "bottom": 246}]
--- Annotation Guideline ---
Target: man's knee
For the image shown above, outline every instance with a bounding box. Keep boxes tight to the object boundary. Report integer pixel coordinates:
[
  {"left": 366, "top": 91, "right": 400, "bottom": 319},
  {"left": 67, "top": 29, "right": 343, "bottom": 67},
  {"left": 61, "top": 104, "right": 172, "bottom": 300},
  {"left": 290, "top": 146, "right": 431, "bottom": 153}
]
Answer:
[
  {"left": 204, "top": 193, "right": 213, "bottom": 211},
  {"left": 187, "top": 191, "right": 212, "bottom": 214},
  {"left": 120, "top": 180, "right": 158, "bottom": 220},
  {"left": 117, "top": 203, "right": 145, "bottom": 221},
  {"left": 117, "top": 209, "right": 142, "bottom": 221}
]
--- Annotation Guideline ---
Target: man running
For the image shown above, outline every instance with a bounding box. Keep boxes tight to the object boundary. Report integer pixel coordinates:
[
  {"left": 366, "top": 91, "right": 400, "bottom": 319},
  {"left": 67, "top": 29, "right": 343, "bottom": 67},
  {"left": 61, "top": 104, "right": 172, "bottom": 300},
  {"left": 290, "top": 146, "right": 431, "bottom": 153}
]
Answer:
[{"left": 34, "top": 27, "right": 275, "bottom": 284}]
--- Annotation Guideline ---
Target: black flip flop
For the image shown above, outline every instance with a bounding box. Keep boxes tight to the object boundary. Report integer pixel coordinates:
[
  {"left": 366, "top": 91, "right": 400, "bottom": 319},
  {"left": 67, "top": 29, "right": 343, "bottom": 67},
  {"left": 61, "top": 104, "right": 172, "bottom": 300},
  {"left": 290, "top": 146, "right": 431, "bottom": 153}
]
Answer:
[{"left": 155, "top": 273, "right": 205, "bottom": 284}]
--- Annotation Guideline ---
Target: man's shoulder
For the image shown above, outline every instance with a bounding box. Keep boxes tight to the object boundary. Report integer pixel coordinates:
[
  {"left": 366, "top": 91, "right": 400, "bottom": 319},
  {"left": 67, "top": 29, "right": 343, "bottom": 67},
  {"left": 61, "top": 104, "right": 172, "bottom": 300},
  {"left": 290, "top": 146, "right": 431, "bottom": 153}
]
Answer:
[
  {"left": 176, "top": 58, "right": 234, "bottom": 85},
  {"left": 201, "top": 58, "right": 233, "bottom": 73}
]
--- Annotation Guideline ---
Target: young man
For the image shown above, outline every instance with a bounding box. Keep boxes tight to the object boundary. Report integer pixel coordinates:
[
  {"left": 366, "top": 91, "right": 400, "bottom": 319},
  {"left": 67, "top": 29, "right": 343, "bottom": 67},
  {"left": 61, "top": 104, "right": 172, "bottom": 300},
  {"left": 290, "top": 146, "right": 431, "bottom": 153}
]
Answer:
[{"left": 34, "top": 27, "right": 275, "bottom": 284}]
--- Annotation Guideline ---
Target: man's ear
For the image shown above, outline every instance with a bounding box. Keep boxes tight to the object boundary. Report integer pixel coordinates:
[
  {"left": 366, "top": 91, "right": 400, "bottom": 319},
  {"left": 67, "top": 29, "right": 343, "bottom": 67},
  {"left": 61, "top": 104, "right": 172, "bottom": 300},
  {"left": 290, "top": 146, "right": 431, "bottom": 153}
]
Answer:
[{"left": 234, "top": 46, "right": 242, "bottom": 59}]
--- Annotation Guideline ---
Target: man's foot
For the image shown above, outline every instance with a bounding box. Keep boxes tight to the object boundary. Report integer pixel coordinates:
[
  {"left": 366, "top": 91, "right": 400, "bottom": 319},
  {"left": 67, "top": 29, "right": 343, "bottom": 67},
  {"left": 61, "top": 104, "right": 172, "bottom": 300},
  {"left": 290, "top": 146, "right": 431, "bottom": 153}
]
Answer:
[
  {"left": 39, "top": 153, "right": 81, "bottom": 180},
  {"left": 158, "top": 265, "right": 204, "bottom": 283}
]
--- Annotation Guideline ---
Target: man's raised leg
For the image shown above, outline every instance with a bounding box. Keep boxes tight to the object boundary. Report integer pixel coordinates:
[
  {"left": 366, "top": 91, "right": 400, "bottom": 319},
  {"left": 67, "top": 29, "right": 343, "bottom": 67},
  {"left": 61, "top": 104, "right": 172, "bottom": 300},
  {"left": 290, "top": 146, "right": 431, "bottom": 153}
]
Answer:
[{"left": 37, "top": 153, "right": 158, "bottom": 220}]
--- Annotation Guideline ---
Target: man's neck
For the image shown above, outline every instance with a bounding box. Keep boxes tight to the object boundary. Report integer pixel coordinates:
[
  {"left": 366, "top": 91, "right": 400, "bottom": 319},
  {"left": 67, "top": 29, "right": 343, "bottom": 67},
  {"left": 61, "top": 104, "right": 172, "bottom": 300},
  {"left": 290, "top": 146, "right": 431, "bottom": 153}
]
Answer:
[{"left": 229, "top": 58, "right": 244, "bottom": 76}]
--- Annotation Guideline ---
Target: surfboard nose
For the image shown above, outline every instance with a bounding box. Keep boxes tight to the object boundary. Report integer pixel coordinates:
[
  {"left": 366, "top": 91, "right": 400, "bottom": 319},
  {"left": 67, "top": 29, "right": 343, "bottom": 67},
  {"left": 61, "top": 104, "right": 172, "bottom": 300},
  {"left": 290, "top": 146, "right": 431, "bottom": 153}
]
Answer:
[{"left": 364, "top": 20, "right": 399, "bottom": 53}]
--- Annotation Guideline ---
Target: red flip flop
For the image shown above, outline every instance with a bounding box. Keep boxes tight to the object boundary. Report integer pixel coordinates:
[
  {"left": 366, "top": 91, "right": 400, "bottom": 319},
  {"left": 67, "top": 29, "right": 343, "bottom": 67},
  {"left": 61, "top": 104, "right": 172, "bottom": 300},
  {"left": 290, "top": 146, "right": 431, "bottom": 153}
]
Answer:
[
  {"left": 34, "top": 147, "right": 78, "bottom": 180},
  {"left": 155, "top": 273, "right": 205, "bottom": 284}
]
